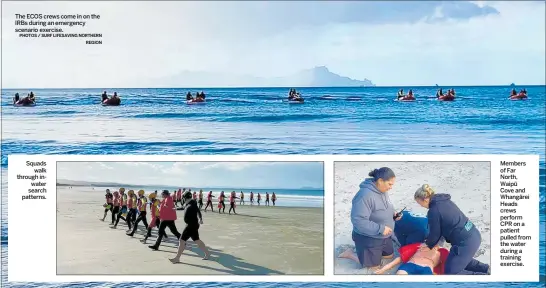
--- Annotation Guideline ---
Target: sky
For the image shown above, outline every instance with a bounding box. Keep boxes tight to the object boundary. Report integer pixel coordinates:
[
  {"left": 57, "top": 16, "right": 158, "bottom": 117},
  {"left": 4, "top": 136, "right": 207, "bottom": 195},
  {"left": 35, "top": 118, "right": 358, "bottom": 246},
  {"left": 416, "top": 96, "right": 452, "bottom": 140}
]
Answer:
[
  {"left": 56, "top": 161, "right": 324, "bottom": 189},
  {"left": 2, "top": 1, "right": 545, "bottom": 87}
]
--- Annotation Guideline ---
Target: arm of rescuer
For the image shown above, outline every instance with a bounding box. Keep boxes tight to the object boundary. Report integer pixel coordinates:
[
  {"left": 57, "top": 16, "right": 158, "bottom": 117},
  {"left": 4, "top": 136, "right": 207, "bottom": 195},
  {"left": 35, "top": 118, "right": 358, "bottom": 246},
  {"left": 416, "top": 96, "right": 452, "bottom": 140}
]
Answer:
[{"left": 424, "top": 207, "right": 442, "bottom": 249}]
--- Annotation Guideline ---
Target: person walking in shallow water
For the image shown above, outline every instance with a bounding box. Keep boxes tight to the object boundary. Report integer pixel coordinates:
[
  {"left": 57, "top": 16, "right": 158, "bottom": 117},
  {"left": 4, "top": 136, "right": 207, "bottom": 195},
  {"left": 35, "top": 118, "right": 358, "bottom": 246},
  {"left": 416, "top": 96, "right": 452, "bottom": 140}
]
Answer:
[{"left": 169, "top": 191, "right": 211, "bottom": 263}]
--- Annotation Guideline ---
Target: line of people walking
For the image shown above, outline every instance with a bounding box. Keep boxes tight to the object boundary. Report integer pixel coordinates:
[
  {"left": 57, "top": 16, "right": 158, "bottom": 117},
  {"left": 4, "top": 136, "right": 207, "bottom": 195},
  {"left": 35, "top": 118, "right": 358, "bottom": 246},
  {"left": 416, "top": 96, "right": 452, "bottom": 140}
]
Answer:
[{"left": 101, "top": 188, "right": 211, "bottom": 263}]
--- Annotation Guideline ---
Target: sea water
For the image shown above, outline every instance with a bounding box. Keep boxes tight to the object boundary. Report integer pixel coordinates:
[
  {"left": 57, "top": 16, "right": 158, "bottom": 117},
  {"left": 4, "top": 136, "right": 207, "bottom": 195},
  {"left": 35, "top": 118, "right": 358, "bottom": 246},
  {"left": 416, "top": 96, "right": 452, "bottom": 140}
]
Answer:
[{"left": 1, "top": 86, "right": 545, "bottom": 287}]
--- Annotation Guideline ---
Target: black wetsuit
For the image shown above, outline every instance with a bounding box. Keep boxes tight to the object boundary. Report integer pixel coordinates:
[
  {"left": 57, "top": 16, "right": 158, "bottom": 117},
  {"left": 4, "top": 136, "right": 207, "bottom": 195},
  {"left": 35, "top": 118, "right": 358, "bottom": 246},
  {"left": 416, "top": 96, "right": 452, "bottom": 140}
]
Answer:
[{"left": 181, "top": 199, "right": 202, "bottom": 241}]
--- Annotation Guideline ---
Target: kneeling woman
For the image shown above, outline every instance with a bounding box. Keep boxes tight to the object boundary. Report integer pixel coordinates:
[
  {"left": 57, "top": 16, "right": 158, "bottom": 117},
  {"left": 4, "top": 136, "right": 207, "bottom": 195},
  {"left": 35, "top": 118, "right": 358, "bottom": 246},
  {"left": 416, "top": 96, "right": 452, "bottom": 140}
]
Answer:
[
  {"left": 338, "top": 167, "right": 398, "bottom": 271},
  {"left": 414, "top": 184, "right": 490, "bottom": 275}
]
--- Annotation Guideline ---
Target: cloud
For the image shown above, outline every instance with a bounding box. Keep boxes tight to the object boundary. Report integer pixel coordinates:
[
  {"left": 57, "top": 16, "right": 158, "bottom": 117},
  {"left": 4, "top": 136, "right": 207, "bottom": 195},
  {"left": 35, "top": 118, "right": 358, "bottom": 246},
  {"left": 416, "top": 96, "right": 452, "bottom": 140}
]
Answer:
[{"left": 1, "top": 1, "right": 543, "bottom": 87}]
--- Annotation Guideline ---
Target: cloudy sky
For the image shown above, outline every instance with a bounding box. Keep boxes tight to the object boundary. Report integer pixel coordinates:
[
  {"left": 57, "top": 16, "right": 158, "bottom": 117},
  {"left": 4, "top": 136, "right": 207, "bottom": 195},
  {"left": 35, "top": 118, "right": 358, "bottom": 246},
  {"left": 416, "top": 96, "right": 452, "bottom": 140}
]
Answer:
[
  {"left": 57, "top": 162, "right": 324, "bottom": 189},
  {"left": 2, "top": 1, "right": 545, "bottom": 87}
]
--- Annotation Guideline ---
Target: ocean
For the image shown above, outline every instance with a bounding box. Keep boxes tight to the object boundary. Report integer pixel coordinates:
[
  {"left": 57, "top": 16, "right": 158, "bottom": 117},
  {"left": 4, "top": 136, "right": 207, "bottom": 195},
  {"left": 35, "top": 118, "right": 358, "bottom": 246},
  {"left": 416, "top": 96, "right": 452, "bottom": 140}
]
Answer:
[
  {"left": 68, "top": 186, "right": 324, "bottom": 208},
  {"left": 1, "top": 85, "right": 545, "bottom": 287}
]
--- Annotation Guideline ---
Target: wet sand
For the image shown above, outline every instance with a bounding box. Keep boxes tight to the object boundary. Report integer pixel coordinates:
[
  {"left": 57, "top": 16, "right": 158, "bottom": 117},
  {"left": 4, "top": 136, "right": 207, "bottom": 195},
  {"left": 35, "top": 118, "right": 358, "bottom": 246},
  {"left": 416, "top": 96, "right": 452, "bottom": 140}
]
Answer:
[
  {"left": 334, "top": 161, "right": 491, "bottom": 275},
  {"left": 56, "top": 187, "right": 324, "bottom": 275}
]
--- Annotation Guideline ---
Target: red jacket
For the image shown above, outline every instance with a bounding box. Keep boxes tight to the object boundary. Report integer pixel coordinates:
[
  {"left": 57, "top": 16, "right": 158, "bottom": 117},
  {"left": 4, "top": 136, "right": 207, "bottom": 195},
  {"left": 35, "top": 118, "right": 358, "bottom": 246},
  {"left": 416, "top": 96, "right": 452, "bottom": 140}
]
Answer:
[{"left": 159, "top": 195, "right": 177, "bottom": 221}]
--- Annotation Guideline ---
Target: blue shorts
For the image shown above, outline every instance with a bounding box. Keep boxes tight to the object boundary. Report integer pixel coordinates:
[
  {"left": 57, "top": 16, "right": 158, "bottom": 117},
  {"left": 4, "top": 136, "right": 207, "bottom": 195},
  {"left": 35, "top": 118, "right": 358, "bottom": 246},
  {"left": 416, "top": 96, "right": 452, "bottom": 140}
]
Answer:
[{"left": 398, "top": 262, "right": 433, "bottom": 275}]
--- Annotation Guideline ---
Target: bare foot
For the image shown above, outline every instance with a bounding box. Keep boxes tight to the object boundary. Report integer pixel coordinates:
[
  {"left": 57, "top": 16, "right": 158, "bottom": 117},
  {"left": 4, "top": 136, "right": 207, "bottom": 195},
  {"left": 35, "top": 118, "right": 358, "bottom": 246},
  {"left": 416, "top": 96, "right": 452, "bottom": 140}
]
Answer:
[
  {"left": 169, "top": 257, "right": 180, "bottom": 263},
  {"left": 338, "top": 248, "right": 354, "bottom": 259},
  {"left": 203, "top": 253, "right": 210, "bottom": 260}
]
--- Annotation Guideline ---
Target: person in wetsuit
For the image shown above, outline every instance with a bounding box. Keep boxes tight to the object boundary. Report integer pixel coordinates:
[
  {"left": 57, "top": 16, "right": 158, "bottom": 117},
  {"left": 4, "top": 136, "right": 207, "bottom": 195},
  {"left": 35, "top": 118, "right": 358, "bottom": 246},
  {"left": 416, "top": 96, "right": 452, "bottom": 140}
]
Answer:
[
  {"left": 101, "top": 91, "right": 108, "bottom": 102},
  {"left": 511, "top": 88, "right": 517, "bottom": 96},
  {"left": 149, "top": 190, "right": 182, "bottom": 251},
  {"left": 169, "top": 191, "right": 211, "bottom": 263},
  {"left": 186, "top": 92, "right": 193, "bottom": 101},
  {"left": 436, "top": 89, "right": 443, "bottom": 98},
  {"left": 397, "top": 89, "right": 405, "bottom": 100},
  {"left": 13, "top": 93, "right": 20, "bottom": 104}
]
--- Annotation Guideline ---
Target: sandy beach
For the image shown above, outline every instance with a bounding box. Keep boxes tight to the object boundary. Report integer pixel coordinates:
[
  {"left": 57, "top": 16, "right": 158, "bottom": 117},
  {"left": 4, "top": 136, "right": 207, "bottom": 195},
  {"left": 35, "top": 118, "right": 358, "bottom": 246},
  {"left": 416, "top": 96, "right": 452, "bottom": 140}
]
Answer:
[
  {"left": 334, "top": 161, "right": 491, "bottom": 275},
  {"left": 56, "top": 186, "right": 324, "bottom": 275}
]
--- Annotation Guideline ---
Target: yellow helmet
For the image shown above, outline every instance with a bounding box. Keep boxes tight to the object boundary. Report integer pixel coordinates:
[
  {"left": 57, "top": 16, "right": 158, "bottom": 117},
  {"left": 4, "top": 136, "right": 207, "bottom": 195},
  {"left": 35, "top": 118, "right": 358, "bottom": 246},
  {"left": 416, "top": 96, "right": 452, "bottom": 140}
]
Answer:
[
  {"left": 128, "top": 190, "right": 134, "bottom": 195},
  {"left": 148, "top": 192, "right": 157, "bottom": 199},
  {"left": 119, "top": 188, "right": 125, "bottom": 193},
  {"left": 138, "top": 189, "right": 145, "bottom": 196}
]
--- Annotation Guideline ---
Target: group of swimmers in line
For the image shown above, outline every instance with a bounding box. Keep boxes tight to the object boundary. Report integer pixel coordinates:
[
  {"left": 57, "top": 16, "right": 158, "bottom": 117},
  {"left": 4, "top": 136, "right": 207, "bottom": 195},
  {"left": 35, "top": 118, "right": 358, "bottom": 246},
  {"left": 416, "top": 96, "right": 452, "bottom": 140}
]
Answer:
[
  {"left": 288, "top": 89, "right": 304, "bottom": 102},
  {"left": 102, "top": 188, "right": 211, "bottom": 263},
  {"left": 172, "top": 188, "right": 278, "bottom": 215},
  {"left": 101, "top": 91, "right": 121, "bottom": 105},
  {"left": 338, "top": 167, "right": 490, "bottom": 275},
  {"left": 12, "top": 92, "right": 36, "bottom": 105},
  {"left": 186, "top": 91, "right": 206, "bottom": 102}
]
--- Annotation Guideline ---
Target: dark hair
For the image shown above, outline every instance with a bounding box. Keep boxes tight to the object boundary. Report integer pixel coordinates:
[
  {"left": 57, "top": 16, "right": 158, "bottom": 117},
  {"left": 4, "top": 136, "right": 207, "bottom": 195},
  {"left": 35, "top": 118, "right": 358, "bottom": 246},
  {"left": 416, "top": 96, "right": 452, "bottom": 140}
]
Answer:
[{"left": 368, "top": 167, "right": 396, "bottom": 182}]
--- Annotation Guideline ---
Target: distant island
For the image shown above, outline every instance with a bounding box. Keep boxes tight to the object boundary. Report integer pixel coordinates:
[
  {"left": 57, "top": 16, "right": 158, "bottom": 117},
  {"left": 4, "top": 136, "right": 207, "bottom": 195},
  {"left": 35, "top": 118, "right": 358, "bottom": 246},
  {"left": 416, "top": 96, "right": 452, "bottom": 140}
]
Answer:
[
  {"left": 146, "top": 66, "right": 375, "bottom": 88},
  {"left": 56, "top": 179, "right": 322, "bottom": 191}
]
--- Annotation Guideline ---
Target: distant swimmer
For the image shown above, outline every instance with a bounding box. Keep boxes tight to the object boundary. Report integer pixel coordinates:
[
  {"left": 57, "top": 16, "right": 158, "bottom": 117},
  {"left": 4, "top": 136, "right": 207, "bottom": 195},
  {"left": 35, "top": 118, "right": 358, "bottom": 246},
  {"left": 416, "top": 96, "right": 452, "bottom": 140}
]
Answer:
[
  {"left": 127, "top": 190, "right": 149, "bottom": 237},
  {"left": 218, "top": 191, "right": 226, "bottom": 214},
  {"left": 169, "top": 191, "right": 211, "bottom": 263},
  {"left": 272, "top": 192, "right": 277, "bottom": 206},
  {"left": 198, "top": 190, "right": 204, "bottom": 210},
  {"left": 101, "top": 189, "right": 114, "bottom": 222},
  {"left": 204, "top": 191, "right": 215, "bottom": 212},
  {"left": 229, "top": 191, "right": 239, "bottom": 214},
  {"left": 112, "top": 188, "right": 128, "bottom": 228},
  {"left": 250, "top": 191, "right": 254, "bottom": 205},
  {"left": 265, "top": 192, "right": 270, "bottom": 206},
  {"left": 13, "top": 93, "right": 20, "bottom": 104},
  {"left": 239, "top": 191, "right": 245, "bottom": 205},
  {"left": 186, "top": 92, "right": 194, "bottom": 101},
  {"left": 149, "top": 190, "right": 182, "bottom": 251},
  {"left": 257, "top": 193, "right": 261, "bottom": 206},
  {"left": 141, "top": 192, "right": 168, "bottom": 244},
  {"left": 510, "top": 88, "right": 518, "bottom": 96},
  {"left": 101, "top": 91, "right": 108, "bottom": 102}
]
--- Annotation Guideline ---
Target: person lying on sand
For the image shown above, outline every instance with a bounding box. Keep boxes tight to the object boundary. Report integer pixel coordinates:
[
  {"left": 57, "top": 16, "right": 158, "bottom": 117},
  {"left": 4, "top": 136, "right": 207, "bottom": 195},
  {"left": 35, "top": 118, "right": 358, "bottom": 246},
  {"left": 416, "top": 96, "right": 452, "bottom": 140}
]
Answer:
[{"left": 374, "top": 242, "right": 449, "bottom": 275}]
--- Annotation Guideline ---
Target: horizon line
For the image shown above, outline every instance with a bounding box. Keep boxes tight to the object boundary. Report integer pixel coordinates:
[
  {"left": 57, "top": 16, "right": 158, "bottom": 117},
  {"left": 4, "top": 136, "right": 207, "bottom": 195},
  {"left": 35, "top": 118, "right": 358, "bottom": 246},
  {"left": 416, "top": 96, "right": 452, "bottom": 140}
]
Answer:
[
  {"left": 3, "top": 84, "right": 545, "bottom": 90},
  {"left": 56, "top": 182, "right": 324, "bottom": 191}
]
